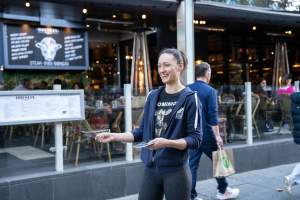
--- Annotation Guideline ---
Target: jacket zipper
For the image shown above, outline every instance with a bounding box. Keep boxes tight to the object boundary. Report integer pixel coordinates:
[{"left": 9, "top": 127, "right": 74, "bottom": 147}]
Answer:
[
  {"left": 152, "top": 95, "right": 190, "bottom": 165},
  {"left": 149, "top": 89, "right": 192, "bottom": 164}
]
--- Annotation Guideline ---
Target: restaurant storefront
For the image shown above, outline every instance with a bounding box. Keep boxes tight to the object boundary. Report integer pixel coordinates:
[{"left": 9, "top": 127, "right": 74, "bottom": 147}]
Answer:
[
  {"left": 0, "top": 0, "right": 178, "bottom": 178},
  {"left": 1, "top": 0, "right": 300, "bottom": 199}
]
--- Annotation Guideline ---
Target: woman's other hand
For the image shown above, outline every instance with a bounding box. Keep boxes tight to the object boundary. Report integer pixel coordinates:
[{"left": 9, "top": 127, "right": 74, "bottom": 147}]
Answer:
[{"left": 147, "top": 138, "right": 169, "bottom": 150}]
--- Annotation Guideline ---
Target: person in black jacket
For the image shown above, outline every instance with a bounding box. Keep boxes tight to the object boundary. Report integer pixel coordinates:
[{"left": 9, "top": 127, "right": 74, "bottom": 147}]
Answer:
[
  {"left": 0, "top": 83, "right": 5, "bottom": 148},
  {"left": 96, "top": 48, "right": 202, "bottom": 200},
  {"left": 285, "top": 92, "right": 300, "bottom": 192}
]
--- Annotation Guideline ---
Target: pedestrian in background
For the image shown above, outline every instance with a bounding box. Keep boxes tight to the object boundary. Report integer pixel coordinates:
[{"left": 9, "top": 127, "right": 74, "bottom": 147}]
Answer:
[
  {"left": 188, "top": 62, "right": 239, "bottom": 200},
  {"left": 285, "top": 92, "right": 300, "bottom": 192},
  {"left": 96, "top": 48, "right": 202, "bottom": 200},
  {"left": 0, "top": 83, "right": 5, "bottom": 148},
  {"left": 278, "top": 74, "right": 295, "bottom": 96}
]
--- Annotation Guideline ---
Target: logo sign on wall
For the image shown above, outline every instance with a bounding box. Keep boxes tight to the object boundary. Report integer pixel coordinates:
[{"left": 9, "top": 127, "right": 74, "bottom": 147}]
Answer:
[{"left": 3, "top": 24, "right": 89, "bottom": 70}]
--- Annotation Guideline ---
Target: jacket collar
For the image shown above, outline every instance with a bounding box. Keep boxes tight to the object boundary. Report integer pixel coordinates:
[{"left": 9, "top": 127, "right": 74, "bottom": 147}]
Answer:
[
  {"left": 149, "top": 86, "right": 194, "bottom": 128},
  {"left": 196, "top": 80, "right": 208, "bottom": 85},
  {"left": 154, "top": 86, "right": 194, "bottom": 105}
]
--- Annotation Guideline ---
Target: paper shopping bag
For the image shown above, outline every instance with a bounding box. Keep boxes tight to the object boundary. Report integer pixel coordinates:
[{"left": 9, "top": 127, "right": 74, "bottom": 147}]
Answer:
[{"left": 213, "top": 148, "right": 235, "bottom": 177}]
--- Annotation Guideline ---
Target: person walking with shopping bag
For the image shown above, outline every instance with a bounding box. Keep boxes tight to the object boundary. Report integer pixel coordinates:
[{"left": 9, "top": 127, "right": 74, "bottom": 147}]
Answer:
[
  {"left": 96, "top": 48, "right": 202, "bottom": 200},
  {"left": 188, "top": 62, "right": 239, "bottom": 200}
]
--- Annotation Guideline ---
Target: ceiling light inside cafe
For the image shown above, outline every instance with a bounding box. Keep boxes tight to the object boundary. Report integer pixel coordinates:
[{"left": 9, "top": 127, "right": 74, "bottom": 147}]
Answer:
[
  {"left": 82, "top": 8, "right": 88, "bottom": 14},
  {"left": 195, "top": 60, "right": 202, "bottom": 65},
  {"left": 293, "top": 64, "right": 300, "bottom": 68},
  {"left": 200, "top": 20, "right": 206, "bottom": 25},
  {"left": 25, "top": 1, "right": 30, "bottom": 7},
  {"left": 263, "top": 67, "right": 272, "bottom": 70},
  {"left": 112, "top": 14, "right": 117, "bottom": 19},
  {"left": 252, "top": 26, "right": 256, "bottom": 31},
  {"left": 141, "top": 14, "right": 147, "bottom": 20},
  {"left": 285, "top": 30, "right": 292, "bottom": 35}
]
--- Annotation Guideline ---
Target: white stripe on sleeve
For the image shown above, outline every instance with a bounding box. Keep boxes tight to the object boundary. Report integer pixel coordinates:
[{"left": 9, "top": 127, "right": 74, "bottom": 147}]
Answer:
[{"left": 194, "top": 93, "right": 198, "bottom": 129}]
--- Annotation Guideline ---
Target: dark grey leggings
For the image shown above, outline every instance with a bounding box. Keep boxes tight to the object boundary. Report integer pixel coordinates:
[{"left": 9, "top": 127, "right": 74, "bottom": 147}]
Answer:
[{"left": 138, "top": 166, "right": 192, "bottom": 200}]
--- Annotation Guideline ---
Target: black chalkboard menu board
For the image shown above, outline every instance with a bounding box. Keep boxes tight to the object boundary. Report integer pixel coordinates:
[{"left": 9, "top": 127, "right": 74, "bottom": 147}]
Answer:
[{"left": 3, "top": 24, "right": 89, "bottom": 70}]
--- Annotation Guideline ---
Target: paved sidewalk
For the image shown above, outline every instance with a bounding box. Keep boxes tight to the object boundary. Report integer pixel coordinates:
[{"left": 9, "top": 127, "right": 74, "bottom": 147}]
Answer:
[{"left": 111, "top": 163, "right": 300, "bottom": 200}]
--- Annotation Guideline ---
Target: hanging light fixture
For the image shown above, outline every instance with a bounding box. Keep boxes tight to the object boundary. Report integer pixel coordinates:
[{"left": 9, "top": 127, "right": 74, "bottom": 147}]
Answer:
[
  {"left": 82, "top": 8, "right": 88, "bottom": 14},
  {"left": 25, "top": 1, "right": 30, "bottom": 7}
]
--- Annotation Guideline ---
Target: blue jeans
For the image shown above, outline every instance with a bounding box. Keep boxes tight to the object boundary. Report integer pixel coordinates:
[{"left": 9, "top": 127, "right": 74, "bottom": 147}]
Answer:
[{"left": 189, "top": 144, "right": 228, "bottom": 199}]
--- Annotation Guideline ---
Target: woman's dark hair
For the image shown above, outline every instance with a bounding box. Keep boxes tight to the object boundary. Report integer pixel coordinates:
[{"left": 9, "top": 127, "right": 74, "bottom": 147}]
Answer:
[
  {"left": 283, "top": 74, "right": 292, "bottom": 82},
  {"left": 159, "top": 48, "right": 188, "bottom": 69}
]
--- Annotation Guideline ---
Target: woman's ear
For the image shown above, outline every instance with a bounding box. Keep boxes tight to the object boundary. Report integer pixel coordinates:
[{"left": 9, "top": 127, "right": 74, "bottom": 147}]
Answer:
[{"left": 178, "top": 63, "right": 184, "bottom": 72}]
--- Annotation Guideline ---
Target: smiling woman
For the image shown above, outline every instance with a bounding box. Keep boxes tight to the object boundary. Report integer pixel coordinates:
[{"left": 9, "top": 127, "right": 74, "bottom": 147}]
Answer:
[
  {"left": 95, "top": 48, "right": 202, "bottom": 200},
  {"left": 157, "top": 48, "right": 187, "bottom": 90}
]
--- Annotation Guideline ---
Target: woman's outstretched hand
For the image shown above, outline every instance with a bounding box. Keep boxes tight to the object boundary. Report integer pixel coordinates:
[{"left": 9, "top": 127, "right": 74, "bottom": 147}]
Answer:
[{"left": 95, "top": 133, "right": 116, "bottom": 143}]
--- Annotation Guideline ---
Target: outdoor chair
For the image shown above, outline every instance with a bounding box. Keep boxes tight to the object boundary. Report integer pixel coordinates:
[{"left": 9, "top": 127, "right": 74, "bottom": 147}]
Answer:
[
  {"left": 218, "top": 116, "right": 227, "bottom": 144},
  {"left": 221, "top": 93, "right": 235, "bottom": 103},
  {"left": 219, "top": 93, "right": 238, "bottom": 140},
  {"left": 132, "top": 96, "right": 146, "bottom": 108},
  {"left": 132, "top": 95, "right": 146, "bottom": 129},
  {"left": 234, "top": 93, "right": 261, "bottom": 137},
  {"left": 278, "top": 94, "right": 293, "bottom": 133},
  {"left": 67, "top": 120, "right": 111, "bottom": 166},
  {"left": 5, "top": 125, "right": 36, "bottom": 145},
  {"left": 33, "top": 123, "right": 52, "bottom": 148},
  {"left": 111, "top": 111, "right": 123, "bottom": 133},
  {"left": 133, "top": 109, "right": 144, "bottom": 129}
]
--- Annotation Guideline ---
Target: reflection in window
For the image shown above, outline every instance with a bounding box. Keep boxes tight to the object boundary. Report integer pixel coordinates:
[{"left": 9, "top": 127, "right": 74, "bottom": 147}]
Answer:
[{"left": 201, "top": 0, "right": 300, "bottom": 11}]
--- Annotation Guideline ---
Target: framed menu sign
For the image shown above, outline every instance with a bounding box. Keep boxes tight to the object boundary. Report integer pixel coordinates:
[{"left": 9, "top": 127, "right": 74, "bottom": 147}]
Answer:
[
  {"left": 3, "top": 24, "right": 89, "bottom": 70},
  {"left": 0, "top": 90, "right": 85, "bottom": 126}
]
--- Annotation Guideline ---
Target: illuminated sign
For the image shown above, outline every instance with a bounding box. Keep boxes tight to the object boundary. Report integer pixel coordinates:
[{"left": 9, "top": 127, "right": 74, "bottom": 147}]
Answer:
[{"left": 3, "top": 24, "right": 89, "bottom": 70}]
